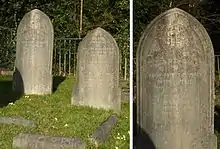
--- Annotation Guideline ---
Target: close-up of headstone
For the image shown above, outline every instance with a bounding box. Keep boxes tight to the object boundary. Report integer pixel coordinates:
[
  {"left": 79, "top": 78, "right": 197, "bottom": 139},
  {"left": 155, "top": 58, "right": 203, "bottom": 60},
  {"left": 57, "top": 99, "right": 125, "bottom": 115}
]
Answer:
[{"left": 136, "top": 8, "right": 216, "bottom": 149}]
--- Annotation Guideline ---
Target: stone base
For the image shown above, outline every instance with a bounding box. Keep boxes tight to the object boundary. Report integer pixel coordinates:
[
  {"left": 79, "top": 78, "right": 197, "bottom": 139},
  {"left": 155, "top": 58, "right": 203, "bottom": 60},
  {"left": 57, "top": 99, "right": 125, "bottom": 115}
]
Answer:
[
  {"left": 135, "top": 133, "right": 217, "bottom": 149},
  {"left": 71, "top": 86, "right": 121, "bottom": 112}
]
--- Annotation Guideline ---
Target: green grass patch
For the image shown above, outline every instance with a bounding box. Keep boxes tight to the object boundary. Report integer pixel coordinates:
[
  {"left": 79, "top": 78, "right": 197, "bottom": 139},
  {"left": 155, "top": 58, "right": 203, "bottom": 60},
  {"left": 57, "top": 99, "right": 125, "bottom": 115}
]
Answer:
[{"left": 0, "top": 76, "right": 129, "bottom": 149}]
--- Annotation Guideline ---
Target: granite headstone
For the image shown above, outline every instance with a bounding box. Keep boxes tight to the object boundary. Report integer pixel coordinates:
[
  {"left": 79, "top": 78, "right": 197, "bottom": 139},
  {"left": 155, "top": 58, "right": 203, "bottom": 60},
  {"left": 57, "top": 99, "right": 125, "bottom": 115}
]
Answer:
[
  {"left": 136, "top": 8, "right": 216, "bottom": 149},
  {"left": 71, "top": 27, "right": 121, "bottom": 111},
  {"left": 13, "top": 9, "right": 53, "bottom": 95}
]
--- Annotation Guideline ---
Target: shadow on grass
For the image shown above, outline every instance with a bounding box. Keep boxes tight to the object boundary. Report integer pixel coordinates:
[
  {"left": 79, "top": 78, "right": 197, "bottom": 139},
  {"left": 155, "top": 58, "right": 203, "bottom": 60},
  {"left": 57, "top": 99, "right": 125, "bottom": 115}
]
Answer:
[
  {"left": 133, "top": 102, "right": 156, "bottom": 149},
  {"left": 52, "top": 76, "right": 66, "bottom": 92},
  {"left": 0, "top": 68, "right": 23, "bottom": 108},
  {"left": 0, "top": 73, "right": 66, "bottom": 107}
]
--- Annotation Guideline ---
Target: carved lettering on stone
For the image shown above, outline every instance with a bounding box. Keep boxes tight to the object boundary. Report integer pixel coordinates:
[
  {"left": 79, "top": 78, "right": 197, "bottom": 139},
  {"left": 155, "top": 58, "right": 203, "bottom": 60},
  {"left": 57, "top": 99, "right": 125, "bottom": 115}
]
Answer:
[
  {"left": 13, "top": 9, "right": 53, "bottom": 95},
  {"left": 72, "top": 27, "right": 121, "bottom": 111},
  {"left": 136, "top": 8, "right": 216, "bottom": 149}
]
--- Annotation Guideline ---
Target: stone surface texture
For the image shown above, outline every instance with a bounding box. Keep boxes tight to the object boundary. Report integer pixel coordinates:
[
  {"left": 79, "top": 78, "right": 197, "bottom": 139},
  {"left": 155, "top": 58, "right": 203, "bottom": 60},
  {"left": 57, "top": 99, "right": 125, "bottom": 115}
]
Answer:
[
  {"left": 13, "top": 133, "right": 86, "bottom": 149},
  {"left": 13, "top": 9, "right": 53, "bottom": 95},
  {"left": 89, "top": 115, "right": 117, "bottom": 144},
  {"left": 72, "top": 27, "right": 121, "bottom": 111},
  {"left": 136, "top": 8, "right": 217, "bottom": 149},
  {"left": 0, "top": 116, "right": 35, "bottom": 127}
]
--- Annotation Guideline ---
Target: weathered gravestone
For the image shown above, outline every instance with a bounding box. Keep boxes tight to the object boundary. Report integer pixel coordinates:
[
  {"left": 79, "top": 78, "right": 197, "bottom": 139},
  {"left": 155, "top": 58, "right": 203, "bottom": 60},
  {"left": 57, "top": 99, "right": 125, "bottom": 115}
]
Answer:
[
  {"left": 89, "top": 115, "right": 117, "bottom": 145},
  {"left": 71, "top": 27, "right": 121, "bottom": 111},
  {"left": 13, "top": 133, "right": 86, "bottom": 149},
  {"left": 13, "top": 9, "right": 53, "bottom": 95},
  {"left": 0, "top": 116, "right": 35, "bottom": 127},
  {"left": 136, "top": 8, "right": 217, "bottom": 149}
]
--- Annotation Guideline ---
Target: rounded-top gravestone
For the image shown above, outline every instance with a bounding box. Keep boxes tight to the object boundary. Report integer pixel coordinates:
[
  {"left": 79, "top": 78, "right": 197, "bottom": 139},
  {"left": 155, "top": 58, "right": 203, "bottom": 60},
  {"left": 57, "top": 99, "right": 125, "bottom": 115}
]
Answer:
[
  {"left": 13, "top": 9, "right": 54, "bottom": 95},
  {"left": 71, "top": 27, "right": 121, "bottom": 111},
  {"left": 136, "top": 8, "right": 216, "bottom": 149}
]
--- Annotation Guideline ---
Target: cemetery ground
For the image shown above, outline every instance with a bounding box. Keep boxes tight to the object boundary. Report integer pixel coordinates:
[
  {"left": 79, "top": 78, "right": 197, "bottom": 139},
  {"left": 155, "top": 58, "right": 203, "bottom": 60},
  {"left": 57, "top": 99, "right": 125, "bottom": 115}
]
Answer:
[{"left": 0, "top": 75, "right": 129, "bottom": 149}]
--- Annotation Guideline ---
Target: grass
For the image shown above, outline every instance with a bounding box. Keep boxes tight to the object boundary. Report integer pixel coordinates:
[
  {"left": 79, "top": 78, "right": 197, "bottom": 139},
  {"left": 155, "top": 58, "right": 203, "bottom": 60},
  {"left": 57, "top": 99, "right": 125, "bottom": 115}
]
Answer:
[{"left": 0, "top": 76, "right": 129, "bottom": 149}]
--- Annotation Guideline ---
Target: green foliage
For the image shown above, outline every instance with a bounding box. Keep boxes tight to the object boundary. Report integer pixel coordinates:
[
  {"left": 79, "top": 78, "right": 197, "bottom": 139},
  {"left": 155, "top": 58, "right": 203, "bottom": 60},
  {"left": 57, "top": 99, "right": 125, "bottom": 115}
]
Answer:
[
  {"left": 0, "top": 27, "right": 16, "bottom": 70},
  {"left": 0, "top": 0, "right": 129, "bottom": 79}
]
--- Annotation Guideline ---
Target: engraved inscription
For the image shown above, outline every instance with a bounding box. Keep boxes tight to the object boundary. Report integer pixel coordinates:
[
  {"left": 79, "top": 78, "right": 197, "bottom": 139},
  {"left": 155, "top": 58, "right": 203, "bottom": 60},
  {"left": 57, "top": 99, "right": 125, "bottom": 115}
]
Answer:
[
  {"left": 73, "top": 27, "right": 120, "bottom": 111},
  {"left": 137, "top": 8, "right": 216, "bottom": 149},
  {"left": 14, "top": 9, "right": 53, "bottom": 95}
]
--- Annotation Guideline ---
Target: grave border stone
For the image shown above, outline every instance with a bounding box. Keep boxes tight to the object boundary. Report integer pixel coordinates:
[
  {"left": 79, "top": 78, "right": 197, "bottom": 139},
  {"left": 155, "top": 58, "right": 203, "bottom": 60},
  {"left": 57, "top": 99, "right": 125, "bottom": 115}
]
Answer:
[
  {"left": 13, "top": 133, "right": 86, "bottom": 149},
  {"left": 0, "top": 116, "right": 35, "bottom": 127},
  {"left": 89, "top": 114, "right": 117, "bottom": 146}
]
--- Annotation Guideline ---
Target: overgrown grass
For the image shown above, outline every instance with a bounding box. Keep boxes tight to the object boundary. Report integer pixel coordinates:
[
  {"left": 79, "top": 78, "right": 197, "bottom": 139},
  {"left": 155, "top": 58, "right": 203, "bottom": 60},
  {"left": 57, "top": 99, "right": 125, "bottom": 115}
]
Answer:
[{"left": 0, "top": 76, "right": 129, "bottom": 149}]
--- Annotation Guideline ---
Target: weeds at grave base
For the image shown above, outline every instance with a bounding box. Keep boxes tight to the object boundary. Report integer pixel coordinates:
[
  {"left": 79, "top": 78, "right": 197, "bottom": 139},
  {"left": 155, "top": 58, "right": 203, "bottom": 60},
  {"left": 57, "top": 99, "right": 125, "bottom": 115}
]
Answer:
[{"left": 0, "top": 76, "right": 129, "bottom": 149}]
